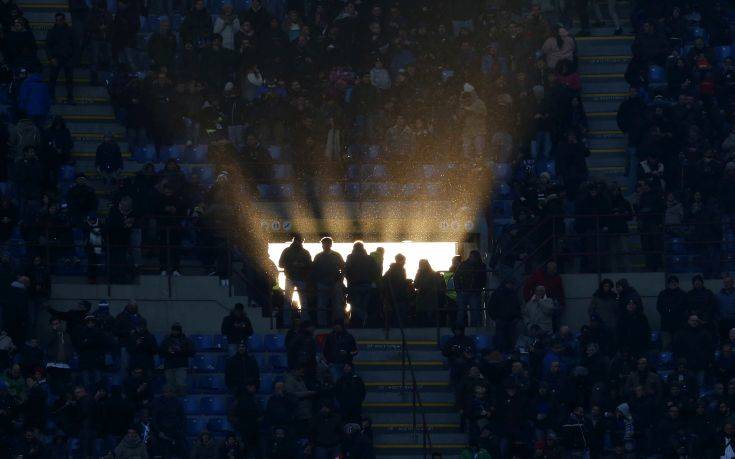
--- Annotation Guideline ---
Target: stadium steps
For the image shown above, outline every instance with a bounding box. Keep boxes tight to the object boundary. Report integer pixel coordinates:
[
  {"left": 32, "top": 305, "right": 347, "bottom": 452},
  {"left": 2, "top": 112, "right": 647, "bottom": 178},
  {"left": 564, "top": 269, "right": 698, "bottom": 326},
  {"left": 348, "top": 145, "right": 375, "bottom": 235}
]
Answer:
[
  {"left": 19, "top": 0, "right": 130, "bottom": 205},
  {"left": 578, "top": 32, "right": 633, "bottom": 184},
  {"left": 351, "top": 329, "right": 463, "bottom": 458}
]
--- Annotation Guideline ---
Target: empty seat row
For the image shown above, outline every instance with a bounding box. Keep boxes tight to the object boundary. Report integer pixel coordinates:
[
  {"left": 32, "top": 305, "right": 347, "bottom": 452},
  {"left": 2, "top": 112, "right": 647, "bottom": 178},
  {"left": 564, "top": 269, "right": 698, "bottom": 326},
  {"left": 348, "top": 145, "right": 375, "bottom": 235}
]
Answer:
[{"left": 152, "top": 333, "right": 287, "bottom": 353}]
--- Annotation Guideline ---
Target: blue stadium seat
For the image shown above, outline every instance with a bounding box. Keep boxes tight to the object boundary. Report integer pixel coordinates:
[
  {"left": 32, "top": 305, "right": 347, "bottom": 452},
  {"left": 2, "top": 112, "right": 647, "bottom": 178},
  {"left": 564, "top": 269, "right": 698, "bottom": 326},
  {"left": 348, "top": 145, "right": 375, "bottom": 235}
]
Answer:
[
  {"left": 191, "top": 335, "right": 215, "bottom": 351},
  {"left": 648, "top": 65, "right": 666, "bottom": 87},
  {"left": 658, "top": 351, "right": 674, "bottom": 370},
  {"left": 197, "top": 374, "right": 226, "bottom": 392},
  {"left": 716, "top": 45, "right": 733, "bottom": 62},
  {"left": 269, "top": 354, "right": 288, "bottom": 372},
  {"left": 192, "top": 166, "right": 215, "bottom": 185},
  {"left": 185, "top": 144, "right": 208, "bottom": 163},
  {"left": 200, "top": 396, "right": 228, "bottom": 415},
  {"left": 401, "top": 183, "right": 418, "bottom": 198},
  {"left": 272, "top": 164, "right": 292, "bottom": 180},
  {"left": 212, "top": 335, "right": 228, "bottom": 350},
  {"left": 186, "top": 417, "right": 206, "bottom": 436},
  {"left": 494, "top": 163, "right": 512, "bottom": 182},
  {"left": 192, "top": 354, "right": 223, "bottom": 372},
  {"left": 422, "top": 165, "right": 438, "bottom": 179},
  {"left": 691, "top": 26, "right": 707, "bottom": 40},
  {"left": 536, "top": 159, "right": 556, "bottom": 177},
  {"left": 259, "top": 374, "right": 279, "bottom": 394},
  {"left": 346, "top": 164, "right": 360, "bottom": 180},
  {"left": 439, "top": 335, "right": 452, "bottom": 351},
  {"left": 327, "top": 183, "right": 342, "bottom": 198},
  {"left": 425, "top": 183, "right": 441, "bottom": 197},
  {"left": 498, "top": 182, "right": 512, "bottom": 197},
  {"left": 257, "top": 184, "right": 272, "bottom": 199},
  {"left": 207, "top": 417, "right": 233, "bottom": 433},
  {"left": 492, "top": 200, "right": 512, "bottom": 219},
  {"left": 666, "top": 255, "right": 690, "bottom": 273},
  {"left": 60, "top": 165, "right": 76, "bottom": 182},
  {"left": 265, "top": 334, "right": 286, "bottom": 352},
  {"left": 182, "top": 396, "right": 201, "bottom": 415},
  {"left": 372, "top": 182, "right": 390, "bottom": 198},
  {"left": 667, "top": 237, "right": 686, "bottom": 254},
  {"left": 133, "top": 145, "right": 156, "bottom": 163},
  {"left": 371, "top": 164, "right": 387, "bottom": 179},
  {"left": 473, "top": 334, "right": 492, "bottom": 352},
  {"left": 267, "top": 145, "right": 282, "bottom": 160},
  {"left": 161, "top": 145, "right": 183, "bottom": 162},
  {"left": 254, "top": 353, "right": 269, "bottom": 371},
  {"left": 367, "top": 145, "right": 381, "bottom": 160},
  {"left": 346, "top": 182, "right": 361, "bottom": 198},
  {"left": 247, "top": 334, "right": 265, "bottom": 352}
]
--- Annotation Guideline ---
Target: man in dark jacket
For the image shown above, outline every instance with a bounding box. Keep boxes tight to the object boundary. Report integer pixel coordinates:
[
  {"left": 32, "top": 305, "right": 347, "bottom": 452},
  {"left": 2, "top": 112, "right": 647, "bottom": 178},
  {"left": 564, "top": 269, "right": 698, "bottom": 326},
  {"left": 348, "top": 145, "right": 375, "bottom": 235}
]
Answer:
[
  {"left": 344, "top": 241, "right": 380, "bottom": 327},
  {"left": 335, "top": 361, "right": 365, "bottom": 422},
  {"left": 46, "top": 13, "right": 75, "bottom": 103},
  {"left": 232, "top": 382, "right": 262, "bottom": 457},
  {"left": 123, "top": 366, "right": 153, "bottom": 407},
  {"left": 47, "top": 299, "right": 91, "bottom": 340},
  {"left": 687, "top": 275, "right": 718, "bottom": 325},
  {"left": 617, "top": 87, "right": 647, "bottom": 150},
  {"left": 126, "top": 320, "right": 157, "bottom": 375},
  {"left": 152, "top": 385, "right": 186, "bottom": 458},
  {"left": 381, "top": 254, "right": 410, "bottom": 327},
  {"left": 225, "top": 340, "right": 260, "bottom": 394},
  {"left": 286, "top": 321, "right": 317, "bottom": 376},
  {"left": 310, "top": 401, "right": 343, "bottom": 459},
  {"left": 278, "top": 234, "right": 312, "bottom": 327},
  {"left": 555, "top": 130, "right": 590, "bottom": 200},
  {"left": 264, "top": 380, "right": 295, "bottom": 431},
  {"left": 673, "top": 314, "right": 715, "bottom": 387},
  {"left": 67, "top": 175, "right": 98, "bottom": 227},
  {"left": 44, "top": 317, "right": 74, "bottom": 395},
  {"left": 147, "top": 18, "right": 177, "bottom": 70},
  {"left": 443, "top": 324, "right": 476, "bottom": 388},
  {"left": 113, "top": 300, "right": 145, "bottom": 343},
  {"left": 180, "top": 0, "right": 212, "bottom": 47},
  {"left": 312, "top": 237, "right": 345, "bottom": 326},
  {"left": 221, "top": 303, "right": 254, "bottom": 354},
  {"left": 85, "top": 0, "right": 112, "bottom": 85},
  {"left": 95, "top": 134, "right": 122, "bottom": 183},
  {"left": 158, "top": 323, "right": 195, "bottom": 395},
  {"left": 76, "top": 314, "right": 112, "bottom": 388},
  {"left": 489, "top": 278, "right": 521, "bottom": 352},
  {"left": 3, "top": 275, "right": 29, "bottom": 345},
  {"left": 454, "top": 251, "right": 486, "bottom": 326},
  {"left": 323, "top": 319, "right": 358, "bottom": 381},
  {"left": 657, "top": 275, "right": 688, "bottom": 350}
]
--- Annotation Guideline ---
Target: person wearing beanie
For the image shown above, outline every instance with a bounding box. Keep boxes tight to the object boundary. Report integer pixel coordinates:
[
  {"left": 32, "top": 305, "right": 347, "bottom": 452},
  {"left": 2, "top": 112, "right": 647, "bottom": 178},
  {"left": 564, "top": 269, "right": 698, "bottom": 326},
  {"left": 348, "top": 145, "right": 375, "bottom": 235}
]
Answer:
[
  {"left": 220, "top": 302, "right": 254, "bottom": 355},
  {"left": 158, "top": 323, "right": 195, "bottom": 395},
  {"left": 656, "top": 275, "right": 688, "bottom": 350},
  {"left": 686, "top": 274, "right": 717, "bottom": 325},
  {"left": 225, "top": 340, "right": 260, "bottom": 394},
  {"left": 323, "top": 319, "right": 358, "bottom": 382}
]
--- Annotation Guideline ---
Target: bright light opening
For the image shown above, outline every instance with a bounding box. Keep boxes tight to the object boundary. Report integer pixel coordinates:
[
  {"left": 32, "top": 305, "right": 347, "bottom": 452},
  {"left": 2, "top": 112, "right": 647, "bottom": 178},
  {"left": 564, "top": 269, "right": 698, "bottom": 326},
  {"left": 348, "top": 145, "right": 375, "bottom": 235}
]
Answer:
[
  {"left": 291, "top": 288, "right": 301, "bottom": 310},
  {"left": 268, "top": 241, "right": 458, "bottom": 289}
]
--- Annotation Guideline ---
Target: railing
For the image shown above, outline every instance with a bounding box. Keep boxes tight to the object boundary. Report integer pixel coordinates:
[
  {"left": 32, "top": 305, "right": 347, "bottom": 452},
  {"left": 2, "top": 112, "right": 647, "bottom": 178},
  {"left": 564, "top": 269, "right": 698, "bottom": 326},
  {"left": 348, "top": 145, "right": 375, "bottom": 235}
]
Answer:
[{"left": 490, "top": 212, "right": 735, "bottom": 278}]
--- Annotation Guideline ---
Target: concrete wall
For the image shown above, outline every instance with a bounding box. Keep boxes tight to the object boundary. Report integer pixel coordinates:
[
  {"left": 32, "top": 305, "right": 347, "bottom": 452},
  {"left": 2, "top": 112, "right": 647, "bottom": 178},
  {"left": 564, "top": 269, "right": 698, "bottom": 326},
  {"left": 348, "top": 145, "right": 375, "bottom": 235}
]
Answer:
[{"left": 48, "top": 275, "right": 270, "bottom": 334}]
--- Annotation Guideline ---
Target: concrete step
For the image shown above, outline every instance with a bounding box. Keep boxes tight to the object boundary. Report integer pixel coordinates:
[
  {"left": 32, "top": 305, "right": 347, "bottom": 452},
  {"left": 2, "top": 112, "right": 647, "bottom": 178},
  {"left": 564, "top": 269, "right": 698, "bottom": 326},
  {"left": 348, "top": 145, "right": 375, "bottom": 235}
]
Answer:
[
  {"left": 73, "top": 140, "right": 130, "bottom": 154},
  {"left": 50, "top": 84, "right": 109, "bottom": 98},
  {"left": 583, "top": 99, "right": 623, "bottom": 113},
  {"left": 71, "top": 131, "right": 125, "bottom": 142},
  {"left": 355, "top": 360, "right": 444, "bottom": 370},
  {"left": 588, "top": 136, "right": 626, "bottom": 149},
  {"left": 365, "top": 392, "right": 454, "bottom": 404},
  {"left": 365, "top": 380, "right": 450, "bottom": 392},
  {"left": 374, "top": 432, "right": 466, "bottom": 446},
  {"left": 358, "top": 339, "right": 438, "bottom": 351},
  {"left": 582, "top": 78, "right": 630, "bottom": 93},
  {"left": 583, "top": 92, "right": 627, "bottom": 103},
  {"left": 356, "top": 350, "right": 443, "bottom": 362},
  {"left": 589, "top": 129, "right": 624, "bottom": 139},
  {"left": 360, "top": 370, "right": 447, "bottom": 382},
  {"left": 368, "top": 412, "right": 459, "bottom": 425},
  {"left": 576, "top": 36, "right": 633, "bottom": 56},
  {"left": 52, "top": 104, "right": 114, "bottom": 117},
  {"left": 373, "top": 423, "right": 460, "bottom": 432},
  {"left": 68, "top": 123, "right": 125, "bottom": 136},
  {"left": 587, "top": 154, "right": 627, "bottom": 168},
  {"left": 579, "top": 61, "right": 628, "bottom": 75},
  {"left": 351, "top": 328, "right": 449, "bottom": 341},
  {"left": 587, "top": 116, "right": 619, "bottom": 131},
  {"left": 364, "top": 401, "right": 454, "bottom": 412},
  {"left": 589, "top": 165, "right": 626, "bottom": 178}
]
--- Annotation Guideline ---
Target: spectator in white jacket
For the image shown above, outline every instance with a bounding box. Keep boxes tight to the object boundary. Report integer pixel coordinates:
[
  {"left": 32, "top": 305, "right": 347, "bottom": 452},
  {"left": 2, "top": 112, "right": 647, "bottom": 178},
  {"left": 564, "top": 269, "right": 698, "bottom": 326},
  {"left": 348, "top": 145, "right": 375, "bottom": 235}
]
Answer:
[
  {"left": 522, "top": 285, "right": 557, "bottom": 334},
  {"left": 213, "top": 5, "right": 240, "bottom": 50}
]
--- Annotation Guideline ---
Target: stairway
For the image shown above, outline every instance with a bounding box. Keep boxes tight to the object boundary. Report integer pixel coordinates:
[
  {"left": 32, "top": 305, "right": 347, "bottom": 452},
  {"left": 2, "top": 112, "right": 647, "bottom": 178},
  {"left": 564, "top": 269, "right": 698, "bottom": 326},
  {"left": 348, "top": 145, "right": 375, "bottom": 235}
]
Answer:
[
  {"left": 577, "top": 33, "right": 634, "bottom": 185},
  {"left": 352, "top": 328, "right": 464, "bottom": 459},
  {"left": 19, "top": 0, "right": 130, "bottom": 207}
]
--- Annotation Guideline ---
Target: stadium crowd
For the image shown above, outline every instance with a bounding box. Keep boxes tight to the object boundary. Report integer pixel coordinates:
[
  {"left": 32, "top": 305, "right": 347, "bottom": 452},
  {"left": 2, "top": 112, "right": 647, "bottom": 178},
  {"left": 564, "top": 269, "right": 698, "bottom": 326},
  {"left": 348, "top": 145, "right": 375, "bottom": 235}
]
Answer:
[{"left": 0, "top": 292, "right": 372, "bottom": 458}]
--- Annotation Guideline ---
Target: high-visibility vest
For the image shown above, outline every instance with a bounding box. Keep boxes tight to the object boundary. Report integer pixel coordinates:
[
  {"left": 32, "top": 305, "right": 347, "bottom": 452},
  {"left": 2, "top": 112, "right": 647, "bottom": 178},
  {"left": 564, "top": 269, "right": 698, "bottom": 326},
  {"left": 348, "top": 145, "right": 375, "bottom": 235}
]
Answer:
[{"left": 443, "top": 272, "right": 457, "bottom": 301}]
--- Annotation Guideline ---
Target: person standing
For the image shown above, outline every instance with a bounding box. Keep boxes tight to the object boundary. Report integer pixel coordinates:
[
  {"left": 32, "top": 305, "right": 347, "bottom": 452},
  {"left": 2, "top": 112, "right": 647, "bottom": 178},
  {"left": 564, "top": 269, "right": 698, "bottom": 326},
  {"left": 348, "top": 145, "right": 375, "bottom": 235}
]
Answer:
[
  {"left": 718, "top": 275, "right": 735, "bottom": 342},
  {"left": 158, "top": 323, "right": 195, "bottom": 395},
  {"left": 656, "top": 275, "right": 688, "bottom": 350},
  {"left": 489, "top": 278, "right": 521, "bottom": 352},
  {"left": 278, "top": 234, "right": 312, "bottom": 326},
  {"left": 220, "top": 303, "right": 254, "bottom": 355},
  {"left": 85, "top": 0, "right": 113, "bottom": 86},
  {"left": 46, "top": 13, "right": 76, "bottom": 105},
  {"left": 311, "top": 237, "right": 345, "bottom": 326},
  {"left": 344, "top": 242, "right": 380, "bottom": 327},
  {"left": 322, "top": 319, "right": 358, "bottom": 382},
  {"left": 454, "top": 251, "right": 486, "bottom": 327},
  {"left": 413, "top": 259, "right": 445, "bottom": 327}
]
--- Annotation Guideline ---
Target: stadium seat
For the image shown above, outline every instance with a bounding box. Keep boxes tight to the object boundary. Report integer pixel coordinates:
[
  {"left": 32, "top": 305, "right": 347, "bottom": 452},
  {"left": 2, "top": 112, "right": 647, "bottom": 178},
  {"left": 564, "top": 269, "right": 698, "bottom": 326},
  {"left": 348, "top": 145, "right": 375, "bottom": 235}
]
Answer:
[
  {"left": 666, "top": 255, "right": 690, "bottom": 273},
  {"left": 197, "top": 374, "right": 226, "bottom": 392},
  {"left": 269, "top": 354, "right": 288, "bottom": 372},
  {"left": 192, "top": 166, "right": 214, "bottom": 185},
  {"left": 372, "top": 182, "right": 390, "bottom": 198},
  {"left": 133, "top": 145, "right": 156, "bottom": 163},
  {"left": 346, "top": 182, "right": 361, "bottom": 198},
  {"left": 267, "top": 145, "right": 282, "bottom": 160},
  {"left": 422, "top": 164, "right": 438, "bottom": 179},
  {"left": 648, "top": 65, "right": 666, "bottom": 88},
  {"left": 327, "top": 183, "right": 342, "bottom": 198},
  {"left": 494, "top": 163, "right": 512, "bottom": 182},
  {"left": 346, "top": 164, "right": 360, "bottom": 180},
  {"left": 182, "top": 396, "right": 201, "bottom": 415},
  {"left": 265, "top": 334, "right": 286, "bottom": 353},
  {"left": 425, "top": 183, "right": 441, "bottom": 197},
  {"left": 161, "top": 145, "right": 183, "bottom": 162},
  {"left": 691, "top": 26, "right": 707, "bottom": 40},
  {"left": 473, "top": 334, "right": 492, "bottom": 352},
  {"left": 658, "top": 352, "right": 674, "bottom": 369},
  {"left": 492, "top": 200, "right": 512, "bottom": 219},
  {"left": 254, "top": 353, "right": 269, "bottom": 371},
  {"left": 200, "top": 396, "right": 228, "bottom": 415},
  {"left": 257, "top": 184, "right": 272, "bottom": 199},
  {"left": 259, "top": 374, "right": 282, "bottom": 394},
  {"left": 498, "top": 182, "right": 512, "bottom": 197},
  {"left": 60, "top": 165, "right": 77, "bottom": 182},
  {"left": 184, "top": 144, "right": 208, "bottom": 163},
  {"left": 207, "top": 417, "right": 233, "bottom": 433},
  {"left": 186, "top": 417, "right": 206, "bottom": 436},
  {"left": 367, "top": 145, "right": 381, "bottom": 160},
  {"left": 667, "top": 237, "right": 686, "bottom": 254},
  {"left": 439, "top": 335, "right": 452, "bottom": 351},
  {"left": 276, "top": 184, "right": 295, "bottom": 199},
  {"left": 247, "top": 334, "right": 265, "bottom": 352},
  {"left": 191, "top": 335, "right": 215, "bottom": 351},
  {"left": 272, "top": 164, "right": 292, "bottom": 180},
  {"left": 716, "top": 45, "right": 733, "bottom": 62},
  {"left": 191, "top": 354, "right": 223, "bottom": 372},
  {"left": 212, "top": 335, "right": 228, "bottom": 350}
]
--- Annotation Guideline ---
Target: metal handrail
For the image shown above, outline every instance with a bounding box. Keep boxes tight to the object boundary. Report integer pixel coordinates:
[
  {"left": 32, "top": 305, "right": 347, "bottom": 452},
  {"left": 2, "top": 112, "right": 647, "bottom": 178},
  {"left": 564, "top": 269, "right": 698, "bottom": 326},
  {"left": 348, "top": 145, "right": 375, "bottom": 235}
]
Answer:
[{"left": 385, "top": 276, "right": 433, "bottom": 457}]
